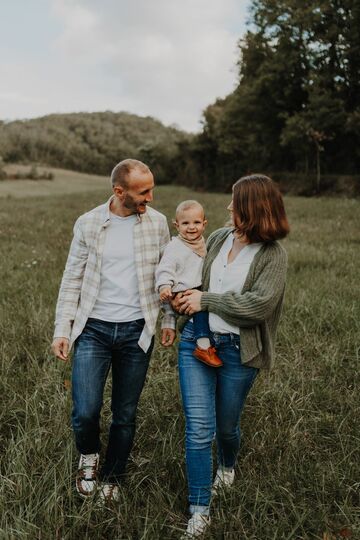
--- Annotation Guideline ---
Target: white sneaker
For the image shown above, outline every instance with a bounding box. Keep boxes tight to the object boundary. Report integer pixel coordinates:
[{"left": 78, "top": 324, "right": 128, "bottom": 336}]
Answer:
[
  {"left": 76, "top": 453, "right": 99, "bottom": 497},
  {"left": 98, "top": 483, "right": 120, "bottom": 503},
  {"left": 212, "top": 467, "right": 235, "bottom": 493},
  {"left": 182, "top": 513, "right": 211, "bottom": 538}
]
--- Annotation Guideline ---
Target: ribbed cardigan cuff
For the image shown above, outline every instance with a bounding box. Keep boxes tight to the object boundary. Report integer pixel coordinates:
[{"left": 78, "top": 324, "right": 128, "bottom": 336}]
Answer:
[{"left": 200, "top": 292, "right": 219, "bottom": 313}]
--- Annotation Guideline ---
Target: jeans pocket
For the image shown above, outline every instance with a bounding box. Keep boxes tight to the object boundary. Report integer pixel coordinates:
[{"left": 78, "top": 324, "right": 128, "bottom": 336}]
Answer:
[
  {"left": 82, "top": 318, "right": 105, "bottom": 338},
  {"left": 230, "top": 333, "right": 240, "bottom": 351},
  {"left": 131, "top": 318, "right": 146, "bottom": 329}
]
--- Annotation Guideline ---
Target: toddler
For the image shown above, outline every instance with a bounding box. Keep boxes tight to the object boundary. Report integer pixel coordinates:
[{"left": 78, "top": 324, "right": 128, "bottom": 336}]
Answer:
[{"left": 155, "top": 200, "right": 222, "bottom": 367}]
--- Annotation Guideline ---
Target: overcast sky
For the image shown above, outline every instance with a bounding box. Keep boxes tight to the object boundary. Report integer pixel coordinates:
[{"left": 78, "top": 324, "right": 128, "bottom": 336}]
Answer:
[{"left": 0, "top": 0, "right": 251, "bottom": 132}]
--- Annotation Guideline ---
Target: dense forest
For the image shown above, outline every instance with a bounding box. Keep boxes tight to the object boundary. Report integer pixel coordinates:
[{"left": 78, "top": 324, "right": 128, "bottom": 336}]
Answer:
[
  {"left": 176, "top": 0, "right": 360, "bottom": 193},
  {"left": 0, "top": 0, "right": 359, "bottom": 194}
]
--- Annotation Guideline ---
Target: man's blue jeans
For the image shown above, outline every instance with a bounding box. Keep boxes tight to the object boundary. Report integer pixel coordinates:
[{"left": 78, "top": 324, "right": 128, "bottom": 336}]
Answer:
[
  {"left": 71, "top": 317, "right": 153, "bottom": 483},
  {"left": 178, "top": 321, "right": 258, "bottom": 512}
]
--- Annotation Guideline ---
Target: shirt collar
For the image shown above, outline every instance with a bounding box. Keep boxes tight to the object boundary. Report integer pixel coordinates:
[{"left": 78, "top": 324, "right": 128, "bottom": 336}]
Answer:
[{"left": 102, "top": 195, "right": 142, "bottom": 226}]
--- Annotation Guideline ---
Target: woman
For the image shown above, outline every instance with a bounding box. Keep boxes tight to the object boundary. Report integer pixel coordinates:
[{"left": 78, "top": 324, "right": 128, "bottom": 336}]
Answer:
[{"left": 176, "top": 174, "right": 290, "bottom": 538}]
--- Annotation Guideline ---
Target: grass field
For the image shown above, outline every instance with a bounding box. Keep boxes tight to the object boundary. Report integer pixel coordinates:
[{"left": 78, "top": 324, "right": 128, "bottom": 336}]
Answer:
[
  {"left": 0, "top": 164, "right": 107, "bottom": 198},
  {"left": 0, "top": 168, "right": 359, "bottom": 539}
]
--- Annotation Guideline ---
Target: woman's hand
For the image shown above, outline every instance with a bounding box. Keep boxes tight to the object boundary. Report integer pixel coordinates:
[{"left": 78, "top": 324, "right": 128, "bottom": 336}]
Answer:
[{"left": 177, "top": 289, "right": 203, "bottom": 315}]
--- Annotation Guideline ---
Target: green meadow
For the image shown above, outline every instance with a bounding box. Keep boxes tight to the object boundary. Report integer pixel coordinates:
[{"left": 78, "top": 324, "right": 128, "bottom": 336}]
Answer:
[{"left": 0, "top": 169, "right": 359, "bottom": 539}]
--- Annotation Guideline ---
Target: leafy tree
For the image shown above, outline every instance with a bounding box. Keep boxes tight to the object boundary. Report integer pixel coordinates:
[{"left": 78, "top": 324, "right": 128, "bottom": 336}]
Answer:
[{"left": 185, "top": 0, "right": 360, "bottom": 190}]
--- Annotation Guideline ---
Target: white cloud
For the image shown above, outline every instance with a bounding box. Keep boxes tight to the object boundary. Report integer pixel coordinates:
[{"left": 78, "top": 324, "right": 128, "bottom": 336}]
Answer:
[
  {"left": 1, "top": 0, "right": 250, "bottom": 131},
  {"left": 50, "top": 0, "right": 248, "bottom": 130}
]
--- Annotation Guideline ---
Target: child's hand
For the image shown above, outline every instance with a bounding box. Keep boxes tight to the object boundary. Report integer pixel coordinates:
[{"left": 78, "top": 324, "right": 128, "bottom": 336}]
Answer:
[{"left": 159, "top": 286, "right": 173, "bottom": 301}]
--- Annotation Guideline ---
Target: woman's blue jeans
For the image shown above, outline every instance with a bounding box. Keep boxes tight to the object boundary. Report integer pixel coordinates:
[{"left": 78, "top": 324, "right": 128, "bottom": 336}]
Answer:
[
  {"left": 71, "top": 318, "right": 153, "bottom": 483},
  {"left": 178, "top": 321, "right": 258, "bottom": 512}
]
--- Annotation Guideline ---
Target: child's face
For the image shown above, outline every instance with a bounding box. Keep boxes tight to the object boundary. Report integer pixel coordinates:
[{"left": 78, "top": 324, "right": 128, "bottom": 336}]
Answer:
[{"left": 174, "top": 206, "right": 207, "bottom": 241}]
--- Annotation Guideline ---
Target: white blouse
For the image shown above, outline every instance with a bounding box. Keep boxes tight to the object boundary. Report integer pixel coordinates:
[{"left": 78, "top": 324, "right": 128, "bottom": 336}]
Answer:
[{"left": 208, "top": 233, "right": 262, "bottom": 334}]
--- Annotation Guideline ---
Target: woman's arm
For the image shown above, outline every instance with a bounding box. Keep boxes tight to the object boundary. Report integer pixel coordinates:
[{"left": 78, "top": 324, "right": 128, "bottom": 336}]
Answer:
[{"left": 179, "top": 246, "right": 287, "bottom": 327}]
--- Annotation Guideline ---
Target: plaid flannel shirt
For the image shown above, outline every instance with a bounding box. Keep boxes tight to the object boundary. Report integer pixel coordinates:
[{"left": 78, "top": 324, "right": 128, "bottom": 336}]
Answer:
[{"left": 54, "top": 196, "right": 175, "bottom": 352}]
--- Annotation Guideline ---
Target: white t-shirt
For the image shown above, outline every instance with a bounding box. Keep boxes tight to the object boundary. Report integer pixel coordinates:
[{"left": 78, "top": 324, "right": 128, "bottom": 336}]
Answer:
[
  {"left": 90, "top": 213, "right": 143, "bottom": 322},
  {"left": 209, "top": 233, "right": 262, "bottom": 334}
]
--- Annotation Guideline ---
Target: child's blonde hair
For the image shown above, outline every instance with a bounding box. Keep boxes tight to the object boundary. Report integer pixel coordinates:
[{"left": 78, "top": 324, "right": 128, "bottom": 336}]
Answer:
[{"left": 175, "top": 200, "right": 205, "bottom": 220}]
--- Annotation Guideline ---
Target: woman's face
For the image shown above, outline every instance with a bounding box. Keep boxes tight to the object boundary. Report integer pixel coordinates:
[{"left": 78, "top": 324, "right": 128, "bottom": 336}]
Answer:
[
  {"left": 228, "top": 197, "right": 244, "bottom": 235},
  {"left": 227, "top": 198, "right": 235, "bottom": 225}
]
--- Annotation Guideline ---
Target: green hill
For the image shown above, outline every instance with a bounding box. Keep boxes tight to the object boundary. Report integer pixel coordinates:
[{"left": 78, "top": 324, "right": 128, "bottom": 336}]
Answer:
[{"left": 0, "top": 112, "right": 190, "bottom": 183}]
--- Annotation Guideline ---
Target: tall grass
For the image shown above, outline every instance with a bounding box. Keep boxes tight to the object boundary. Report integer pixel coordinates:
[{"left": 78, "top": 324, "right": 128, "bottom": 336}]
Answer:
[{"left": 0, "top": 177, "right": 359, "bottom": 539}]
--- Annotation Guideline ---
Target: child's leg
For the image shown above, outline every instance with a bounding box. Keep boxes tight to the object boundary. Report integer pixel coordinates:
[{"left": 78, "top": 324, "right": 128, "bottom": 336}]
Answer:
[
  {"left": 193, "top": 312, "right": 211, "bottom": 350},
  {"left": 192, "top": 313, "right": 223, "bottom": 368}
]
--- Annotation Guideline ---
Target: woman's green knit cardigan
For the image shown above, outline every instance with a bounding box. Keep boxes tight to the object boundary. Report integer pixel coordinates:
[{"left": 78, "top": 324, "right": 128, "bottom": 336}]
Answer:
[{"left": 194, "top": 227, "right": 287, "bottom": 370}]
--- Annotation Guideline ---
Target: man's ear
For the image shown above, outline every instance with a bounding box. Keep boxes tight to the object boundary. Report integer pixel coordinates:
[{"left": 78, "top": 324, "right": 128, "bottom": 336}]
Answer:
[{"left": 113, "top": 185, "right": 125, "bottom": 199}]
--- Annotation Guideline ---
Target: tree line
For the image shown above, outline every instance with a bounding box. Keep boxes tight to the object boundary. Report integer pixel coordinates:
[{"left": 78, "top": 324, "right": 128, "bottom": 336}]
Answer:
[
  {"left": 174, "top": 0, "right": 360, "bottom": 193},
  {"left": 0, "top": 0, "right": 359, "bottom": 194}
]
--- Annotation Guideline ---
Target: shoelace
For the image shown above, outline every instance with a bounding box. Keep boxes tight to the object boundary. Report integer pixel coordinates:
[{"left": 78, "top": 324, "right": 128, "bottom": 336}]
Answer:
[
  {"left": 100, "top": 484, "right": 119, "bottom": 501},
  {"left": 80, "top": 454, "right": 98, "bottom": 479},
  {"left": 81, "top": 454, "right": 97, "bottom": 467}
]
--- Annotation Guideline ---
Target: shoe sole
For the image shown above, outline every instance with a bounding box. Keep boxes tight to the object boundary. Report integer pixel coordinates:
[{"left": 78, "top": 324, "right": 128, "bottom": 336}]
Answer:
[
  {"left": 76, "top": 487, "right": 97, "bottom": 499},
  {"left": 76, "top": 478, "right": 98, "bottom": 499},
  {"left": 193, "top": 355, "right": 223, "bottom": 368}
]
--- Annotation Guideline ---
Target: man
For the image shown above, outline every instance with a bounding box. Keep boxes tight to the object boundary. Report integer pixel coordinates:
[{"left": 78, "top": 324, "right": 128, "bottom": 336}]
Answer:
[{"left": 52, "top": 158, "right": 176, "bottom": 501}]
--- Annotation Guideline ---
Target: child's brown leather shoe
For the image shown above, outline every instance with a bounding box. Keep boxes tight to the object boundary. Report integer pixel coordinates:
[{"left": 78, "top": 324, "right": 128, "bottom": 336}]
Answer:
[{"left": 193, "top": 346, "right": 223, "bottom": 367}]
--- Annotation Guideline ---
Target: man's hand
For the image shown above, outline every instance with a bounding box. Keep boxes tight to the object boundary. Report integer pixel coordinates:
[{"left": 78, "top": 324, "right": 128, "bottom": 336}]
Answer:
[
  {"left": 177, "top": 289, "right": 203, "bottom": 315},
  {"left": 161, "top": 328, "right": 176, "bottom": 347},
  {"left": 159, "top": 285, "right": 173, "bottom": 302},
  {"left": 52, "top": 337, "right": 70, "bottom": 361}
]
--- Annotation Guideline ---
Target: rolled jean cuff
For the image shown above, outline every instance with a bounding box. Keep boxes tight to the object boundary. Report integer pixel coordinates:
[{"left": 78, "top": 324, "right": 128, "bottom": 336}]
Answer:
[{"left": 189, "top": 504, "right": 210, "bottom": 516}]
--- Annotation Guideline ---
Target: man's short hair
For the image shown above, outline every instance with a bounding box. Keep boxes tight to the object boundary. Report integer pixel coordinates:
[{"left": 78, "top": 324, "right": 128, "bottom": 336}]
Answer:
[{"left": 111, "top": 159, "right": 150, "bottom": 188}]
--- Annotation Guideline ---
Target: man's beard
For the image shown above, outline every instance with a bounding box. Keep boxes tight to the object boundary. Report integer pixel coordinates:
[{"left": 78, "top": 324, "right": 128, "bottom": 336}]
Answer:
[{"left": 123, "top": 194, "right": 147, "bottom": 214}]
